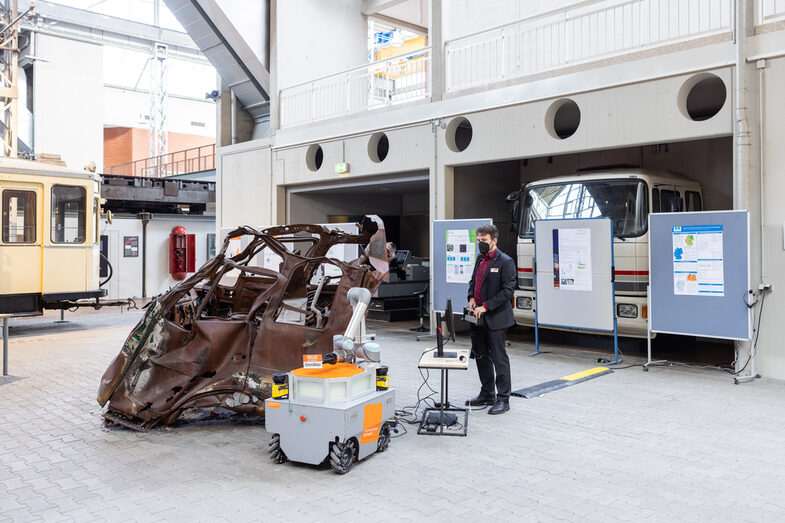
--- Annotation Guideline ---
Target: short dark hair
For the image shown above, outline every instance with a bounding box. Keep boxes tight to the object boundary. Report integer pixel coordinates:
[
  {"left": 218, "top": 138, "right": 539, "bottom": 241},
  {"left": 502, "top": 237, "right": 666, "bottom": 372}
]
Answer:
[{"left": 476, "top": 224, "right": 498, "bottom": 240}]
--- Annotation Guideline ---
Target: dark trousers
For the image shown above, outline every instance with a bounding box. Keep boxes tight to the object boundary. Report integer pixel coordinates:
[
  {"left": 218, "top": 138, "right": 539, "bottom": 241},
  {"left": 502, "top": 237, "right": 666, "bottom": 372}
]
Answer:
[{"left": 471, "top": 325, "right": 511, "bottom": 400}]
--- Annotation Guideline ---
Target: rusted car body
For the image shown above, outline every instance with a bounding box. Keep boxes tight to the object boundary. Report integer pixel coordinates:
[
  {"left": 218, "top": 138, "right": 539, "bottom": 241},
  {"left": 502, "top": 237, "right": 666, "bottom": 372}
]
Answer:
[{"left": 97, "top": 217, "right": 388, "bottom": 430}]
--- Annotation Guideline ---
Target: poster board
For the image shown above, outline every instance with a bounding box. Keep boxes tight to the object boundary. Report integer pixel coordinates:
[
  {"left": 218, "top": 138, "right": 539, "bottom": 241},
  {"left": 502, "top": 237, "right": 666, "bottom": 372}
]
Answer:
[
  {"left": 649, "top": 210, "right": 750, "bottom": 340},
  {"left": 432, "top": 219, "right": 492, "bottom": 313},
  {"left": 534, "top": 218, "right": 614, "bottom": 332}
]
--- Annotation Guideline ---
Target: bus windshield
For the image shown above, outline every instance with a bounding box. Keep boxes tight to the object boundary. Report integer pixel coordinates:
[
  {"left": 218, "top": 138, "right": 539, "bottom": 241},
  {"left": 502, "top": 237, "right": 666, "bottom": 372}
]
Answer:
[{"left": 519, "top": 179, "right": 649, "bottom": 238}]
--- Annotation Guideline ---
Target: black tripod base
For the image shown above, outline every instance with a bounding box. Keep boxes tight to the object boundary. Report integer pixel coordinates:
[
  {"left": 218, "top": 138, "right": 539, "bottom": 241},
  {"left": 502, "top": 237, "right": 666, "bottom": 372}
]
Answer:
[{"left": 410, "top": 326, "right": 429, "bottom": 332}]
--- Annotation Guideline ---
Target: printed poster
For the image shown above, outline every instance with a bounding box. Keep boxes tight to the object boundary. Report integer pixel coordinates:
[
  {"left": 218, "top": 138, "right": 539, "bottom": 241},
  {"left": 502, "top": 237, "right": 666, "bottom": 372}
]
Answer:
[
  {"left": 446, "top": 229, "right": 476, "bottom": 284},
  {"left": 672, "top": 225, "right": 724, "bottom": 296},
  {"left": 552, "top": 228, "right": 592, "bottom": 291}
]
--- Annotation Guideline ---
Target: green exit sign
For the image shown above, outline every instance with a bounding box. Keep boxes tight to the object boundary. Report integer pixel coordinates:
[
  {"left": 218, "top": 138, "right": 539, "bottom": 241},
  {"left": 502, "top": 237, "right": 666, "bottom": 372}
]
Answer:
[{"left": 335, "top": 162, "right": 349, "bottom": 175}]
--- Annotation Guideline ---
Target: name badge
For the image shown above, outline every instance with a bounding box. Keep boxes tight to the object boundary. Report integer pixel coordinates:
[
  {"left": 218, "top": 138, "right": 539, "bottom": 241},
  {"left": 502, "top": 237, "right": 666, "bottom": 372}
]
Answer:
[{"left": 490, "top": 268, "right": 499, "bottom": 273}]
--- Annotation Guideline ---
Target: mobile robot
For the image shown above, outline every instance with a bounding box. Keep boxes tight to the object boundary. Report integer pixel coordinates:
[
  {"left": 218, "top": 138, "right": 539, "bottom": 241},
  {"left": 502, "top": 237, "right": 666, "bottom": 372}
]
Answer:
[{"left": 265, "top": 288, "right": 396, "bottom": 474}]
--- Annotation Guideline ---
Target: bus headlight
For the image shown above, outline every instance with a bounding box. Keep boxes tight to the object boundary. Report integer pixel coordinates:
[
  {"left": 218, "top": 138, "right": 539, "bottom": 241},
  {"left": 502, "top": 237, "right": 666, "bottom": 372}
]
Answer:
[
  {"left": 516, "top": 297, "right": 533, "bottom": 310},
  {"left": 616, "top": 304, "right": 638, "bottom": 318}
]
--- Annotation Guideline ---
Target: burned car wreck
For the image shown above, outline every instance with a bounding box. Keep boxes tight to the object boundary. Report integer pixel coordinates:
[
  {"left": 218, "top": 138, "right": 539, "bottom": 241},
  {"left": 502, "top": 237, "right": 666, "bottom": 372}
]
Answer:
[{"left": 97, "top": 217, "right": 389, "bottom": 431}]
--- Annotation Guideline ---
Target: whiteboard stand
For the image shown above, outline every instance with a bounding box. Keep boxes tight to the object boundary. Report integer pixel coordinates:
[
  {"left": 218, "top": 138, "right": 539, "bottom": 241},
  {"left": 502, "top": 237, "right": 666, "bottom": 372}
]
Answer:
[
  {"left": 530, "top": 218, "right": 620, "bottom": 365},
  {"left": 644, "top": 285, "right": 666, "bottom": 371},
  {"left": 648, "top": 211, "right": 756, "bottom": 383},
  {"left": 734, "top": 305, "right": 759, "bottom": 384},
  {"left": 529, "top": 262, "right": 550, "bottom": 357}
]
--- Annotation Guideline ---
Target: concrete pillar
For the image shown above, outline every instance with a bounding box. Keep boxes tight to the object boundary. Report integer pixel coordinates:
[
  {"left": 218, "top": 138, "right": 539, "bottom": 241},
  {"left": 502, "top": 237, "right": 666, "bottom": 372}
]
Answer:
[
  {"left": 429, "top": 0, "right": 443, "bottom": 102},
  {"left": 216, "top": 77, "right": 232, "bottom": 148}
]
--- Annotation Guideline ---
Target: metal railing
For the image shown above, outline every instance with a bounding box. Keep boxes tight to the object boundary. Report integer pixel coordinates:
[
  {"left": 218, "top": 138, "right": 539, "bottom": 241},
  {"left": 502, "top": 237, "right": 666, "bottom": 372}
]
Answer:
[
  {"left": 759, "top": 0, "right": 785, "bottom": 24},
  {"left": 445, "top": 0, "right": 733, "bottom": 93},
  {"left": 279, "top": 48, "right": 431, "bottom": 128},
  {"left": 106, "top": 143, "right": 216, "bottom": 178}
]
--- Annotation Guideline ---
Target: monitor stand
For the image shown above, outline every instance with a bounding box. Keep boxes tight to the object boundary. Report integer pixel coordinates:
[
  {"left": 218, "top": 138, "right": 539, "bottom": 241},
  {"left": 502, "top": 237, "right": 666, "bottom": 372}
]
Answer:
[{"left": 433, "top": 316, "right": 457, "bottom": 358}]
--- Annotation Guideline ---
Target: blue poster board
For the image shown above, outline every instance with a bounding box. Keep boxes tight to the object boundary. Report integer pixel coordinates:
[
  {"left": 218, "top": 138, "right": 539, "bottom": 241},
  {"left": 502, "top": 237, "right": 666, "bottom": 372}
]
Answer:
[
  {"left": 649, "top": 210, "right": 751, "bottom": 340},
  {"left": 432, "top": 219, "right": 492, "bottom": 313}
]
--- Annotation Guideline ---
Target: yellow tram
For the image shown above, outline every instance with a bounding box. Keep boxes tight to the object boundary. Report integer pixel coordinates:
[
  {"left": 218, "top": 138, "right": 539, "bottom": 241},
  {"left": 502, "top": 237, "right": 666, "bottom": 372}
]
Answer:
[{"left": 0, "top": 157, "right": 105, "bottom": 314}]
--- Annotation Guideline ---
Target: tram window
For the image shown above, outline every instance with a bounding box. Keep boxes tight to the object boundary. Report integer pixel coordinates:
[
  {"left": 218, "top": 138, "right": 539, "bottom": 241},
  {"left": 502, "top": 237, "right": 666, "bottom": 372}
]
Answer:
[
  {"left": 2, "top": 190, "right": 36, "bottom": 243},
  {"left": 51, "top": 185, "right": 86, "bottom": 244}
]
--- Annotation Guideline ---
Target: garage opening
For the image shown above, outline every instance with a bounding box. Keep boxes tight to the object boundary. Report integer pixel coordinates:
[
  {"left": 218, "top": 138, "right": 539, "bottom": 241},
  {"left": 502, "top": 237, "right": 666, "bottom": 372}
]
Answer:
[
  {"left": 287, "top": 173, "right": 430, "bottom": 323},
  {"left": 452, "top": 136, "right": 735, "bottom": 366}
]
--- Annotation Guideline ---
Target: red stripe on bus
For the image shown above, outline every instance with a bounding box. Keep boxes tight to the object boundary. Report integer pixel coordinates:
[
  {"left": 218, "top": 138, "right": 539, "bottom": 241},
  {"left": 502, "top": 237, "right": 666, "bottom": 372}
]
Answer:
[{"left": 517, "top": 268, "right": 533, "bottom": 272}]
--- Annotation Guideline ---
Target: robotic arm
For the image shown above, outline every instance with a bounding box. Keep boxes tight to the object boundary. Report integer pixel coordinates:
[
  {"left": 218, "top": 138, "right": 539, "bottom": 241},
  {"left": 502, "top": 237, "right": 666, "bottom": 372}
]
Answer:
[{"left": 325, "top": 287, "right": 381, "bottom": 368}]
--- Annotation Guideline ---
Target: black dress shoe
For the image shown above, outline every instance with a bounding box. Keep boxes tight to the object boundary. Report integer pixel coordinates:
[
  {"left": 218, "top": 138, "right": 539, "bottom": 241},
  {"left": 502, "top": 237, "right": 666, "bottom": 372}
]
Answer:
[
  {"left": 488, "top": 400, "right": 510, "bottom": 415},
  {"left": 465, "top": 394, "right": 496, "bottom": 407}
]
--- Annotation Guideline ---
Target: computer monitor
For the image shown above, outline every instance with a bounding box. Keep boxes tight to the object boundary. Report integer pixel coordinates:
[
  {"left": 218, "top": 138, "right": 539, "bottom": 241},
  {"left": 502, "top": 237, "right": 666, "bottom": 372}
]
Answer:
[
  {"left": 435, "top": 298, "right": 457, "bottom": 358},
  {"left": 393, "top": 249, "right": 411, "bottom": 266}
]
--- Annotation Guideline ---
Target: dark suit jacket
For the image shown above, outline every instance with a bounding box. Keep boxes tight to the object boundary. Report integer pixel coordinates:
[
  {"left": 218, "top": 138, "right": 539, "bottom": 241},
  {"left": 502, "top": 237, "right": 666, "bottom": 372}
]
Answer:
[{"left": 467, "top": 248, "right": 517, "bottom": 330}]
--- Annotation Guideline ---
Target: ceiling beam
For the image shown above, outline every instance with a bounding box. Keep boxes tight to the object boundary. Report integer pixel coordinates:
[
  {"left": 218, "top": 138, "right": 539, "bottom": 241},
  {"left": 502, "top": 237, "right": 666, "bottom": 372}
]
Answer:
[
  {"left": 368, "top": 13, "right": 427, "bottom": 36},
  {"left": 361, "top": 0, "right": 409, "bottom": 16}
]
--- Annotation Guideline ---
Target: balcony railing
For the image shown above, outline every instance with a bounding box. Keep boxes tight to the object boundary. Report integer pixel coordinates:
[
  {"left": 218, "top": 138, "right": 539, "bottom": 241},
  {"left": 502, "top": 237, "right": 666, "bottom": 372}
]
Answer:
[
  {"left": 759, "top": 0, "right": 785, "bottom": 24},
  {"left": 106, "top": 143, "right": 216, "bottom": 178},
  {"left": 445, "top": 0, "right": 733, "bottom": 94},
  {"left": 279, "top": 48, "right": 431, "bottom": 128}
]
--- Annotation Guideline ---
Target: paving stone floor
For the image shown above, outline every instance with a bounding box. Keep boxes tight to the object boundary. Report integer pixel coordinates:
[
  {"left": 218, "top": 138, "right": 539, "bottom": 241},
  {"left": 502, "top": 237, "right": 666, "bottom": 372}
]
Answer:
[{"left": 1, "top": 309, "right": 785, "bottom": 522}]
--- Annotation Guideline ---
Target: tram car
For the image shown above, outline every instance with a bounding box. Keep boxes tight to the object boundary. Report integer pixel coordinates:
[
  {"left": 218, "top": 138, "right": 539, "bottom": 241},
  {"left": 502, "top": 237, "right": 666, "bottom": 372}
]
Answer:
[{"left": 0, "top": 157, "right": 105, "bottom": 314}]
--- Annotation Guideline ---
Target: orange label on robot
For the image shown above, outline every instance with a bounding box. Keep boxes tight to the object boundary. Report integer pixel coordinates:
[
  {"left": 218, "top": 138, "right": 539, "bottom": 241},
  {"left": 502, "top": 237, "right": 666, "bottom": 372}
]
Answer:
[
  {"left": 303, "top": 354, "right": 323, "bottom": 369},
  {"left": 360, "top": 403, "right": 383, "bottom": 444},
  {"left": 267, "top": 401, "right": 280, "bottom": 409}
]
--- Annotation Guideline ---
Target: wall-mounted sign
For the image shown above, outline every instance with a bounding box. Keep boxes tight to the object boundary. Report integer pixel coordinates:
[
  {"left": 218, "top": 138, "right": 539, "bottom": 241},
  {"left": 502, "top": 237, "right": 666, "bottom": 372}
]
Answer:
[
  {"left": 123, "top": 236, "right": 139, "bottom": 257},
  {"left": 207, "top": 233, "right": 216, "bottom": 259},
  {"left": 335, "top": 162, "right": 350, "bottom": 175}
]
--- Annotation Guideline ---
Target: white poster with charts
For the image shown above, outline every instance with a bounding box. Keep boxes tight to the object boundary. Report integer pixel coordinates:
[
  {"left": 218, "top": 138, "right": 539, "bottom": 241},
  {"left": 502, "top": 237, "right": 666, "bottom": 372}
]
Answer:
[
  {"left": 445, "top": 229, "right": 476, "bottom": 284},
  {"left": 672, "top": 224, "right": 724, "bottom": 297}
]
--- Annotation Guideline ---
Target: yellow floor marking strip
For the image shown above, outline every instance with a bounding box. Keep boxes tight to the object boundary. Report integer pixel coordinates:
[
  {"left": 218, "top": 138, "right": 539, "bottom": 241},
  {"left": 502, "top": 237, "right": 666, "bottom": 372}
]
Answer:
[{"left": 560, "top": 366, "right": 610, "bottom": 382}]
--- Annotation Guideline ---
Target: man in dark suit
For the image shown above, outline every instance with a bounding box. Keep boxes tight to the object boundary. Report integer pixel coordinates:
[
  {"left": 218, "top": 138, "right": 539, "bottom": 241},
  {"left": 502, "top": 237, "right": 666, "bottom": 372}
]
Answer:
[{"left": 466, "top": 223, "right": 516, "bottom": 415}]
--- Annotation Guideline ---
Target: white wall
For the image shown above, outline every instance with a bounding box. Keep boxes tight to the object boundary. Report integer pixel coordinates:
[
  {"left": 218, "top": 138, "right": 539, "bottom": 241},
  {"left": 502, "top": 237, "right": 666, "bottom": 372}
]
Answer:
[
  {"left": 758, "top": 55, "right": 785, "bottom": 379},
  {"left": 145, "top": 215, "right": 216, "bottom": 297},
  {"left": 34, "top": 34, "right": 103, "bottom": 169},
  {"left": 100, "top": 216, "right": 144, "bottom": 300},
  {"left": 275, "top": 0, "right": 367, "bottom": 89},
  {"left": 217, "top": 141, "right": 273, "bottom": 230},
  {"left": 100, "top": 214, "right": 215, "bottom": 299},
  {"left": 102, "top": 87, "right": 216, "bottom": 138}
]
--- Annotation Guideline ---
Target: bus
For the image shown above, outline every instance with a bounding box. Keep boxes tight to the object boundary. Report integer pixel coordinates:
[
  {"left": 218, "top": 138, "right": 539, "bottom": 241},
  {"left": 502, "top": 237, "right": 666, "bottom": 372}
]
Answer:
[{"left": 507, "top": 167, "right": 703, "bottom": 338}]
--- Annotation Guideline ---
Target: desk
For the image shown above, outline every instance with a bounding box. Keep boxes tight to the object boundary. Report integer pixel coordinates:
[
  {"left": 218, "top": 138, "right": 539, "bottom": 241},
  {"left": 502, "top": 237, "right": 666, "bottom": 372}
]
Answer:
[{"left": 417, "top": 348, "right": 470, "bottom": 436}]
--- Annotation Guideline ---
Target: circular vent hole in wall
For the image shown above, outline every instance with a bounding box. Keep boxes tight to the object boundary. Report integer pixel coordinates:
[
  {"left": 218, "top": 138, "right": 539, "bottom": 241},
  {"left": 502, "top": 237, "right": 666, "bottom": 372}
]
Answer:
[
  {"left": 679, "top": 73, "right": 727, "bottom": 121},
  {"left": 306, "top": 144, "right": 323, "bottom": 171},
  {"left": 546, "top": 99, "right": 581, "bottom": 139},
  {"left": 446, "top": 117, "right": 473, "bottom": 152},
  {"left": 368, "top": 132, "right": 389, "bottom": 163}
]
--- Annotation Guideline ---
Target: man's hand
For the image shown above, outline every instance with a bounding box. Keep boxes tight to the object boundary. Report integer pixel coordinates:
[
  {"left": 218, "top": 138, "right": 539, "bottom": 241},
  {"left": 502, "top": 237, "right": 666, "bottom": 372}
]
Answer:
[
  {"left": 474, "top": 305, "right": 487, "bottom": 318},
  {"left": 468, "top": 297, "right": 476, "bottom": 310}
]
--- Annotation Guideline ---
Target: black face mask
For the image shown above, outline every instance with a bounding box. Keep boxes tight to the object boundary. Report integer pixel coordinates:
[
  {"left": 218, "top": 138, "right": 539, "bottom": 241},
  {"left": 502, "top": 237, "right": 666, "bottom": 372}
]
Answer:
[{"left": 478, "top": 241, "right": 491, "bottom": 255}]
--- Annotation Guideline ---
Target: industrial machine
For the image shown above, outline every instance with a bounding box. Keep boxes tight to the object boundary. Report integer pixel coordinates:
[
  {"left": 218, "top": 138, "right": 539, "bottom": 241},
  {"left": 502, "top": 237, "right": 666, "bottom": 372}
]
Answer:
[
  {"left": 265, "top": 287, "right": 396, "bottom": 474},
  {"left": 368, "top": 249, "right": 430, "bottom": 321}
]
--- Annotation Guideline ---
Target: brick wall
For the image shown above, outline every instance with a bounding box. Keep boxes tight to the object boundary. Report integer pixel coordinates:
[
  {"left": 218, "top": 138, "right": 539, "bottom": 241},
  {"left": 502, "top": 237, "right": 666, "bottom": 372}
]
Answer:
[
  {"left": 103, "top": 127, "right": 133, "bottom": 170},
  {"left": 104, "top": 127, "right": 216, "bottom": 176}
]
